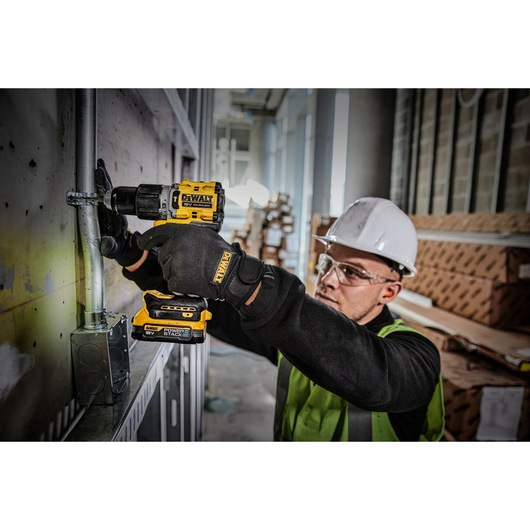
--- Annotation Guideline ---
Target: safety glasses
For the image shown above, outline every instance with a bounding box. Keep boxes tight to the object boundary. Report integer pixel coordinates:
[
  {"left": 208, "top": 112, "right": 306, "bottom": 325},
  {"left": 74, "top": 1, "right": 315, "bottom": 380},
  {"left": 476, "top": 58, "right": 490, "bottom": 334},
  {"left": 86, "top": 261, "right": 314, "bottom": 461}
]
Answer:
[{"left": 317, "top": 253, "right": 397, "bottom": 286}]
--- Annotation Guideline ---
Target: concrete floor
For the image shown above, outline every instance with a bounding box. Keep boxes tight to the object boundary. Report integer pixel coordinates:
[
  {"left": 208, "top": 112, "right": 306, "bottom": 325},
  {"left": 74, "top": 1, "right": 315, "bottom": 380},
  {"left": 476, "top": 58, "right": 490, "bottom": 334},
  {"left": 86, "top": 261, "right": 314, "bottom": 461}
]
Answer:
[{"left": 202, "top": 338, "right": 277, "bottom": 441}]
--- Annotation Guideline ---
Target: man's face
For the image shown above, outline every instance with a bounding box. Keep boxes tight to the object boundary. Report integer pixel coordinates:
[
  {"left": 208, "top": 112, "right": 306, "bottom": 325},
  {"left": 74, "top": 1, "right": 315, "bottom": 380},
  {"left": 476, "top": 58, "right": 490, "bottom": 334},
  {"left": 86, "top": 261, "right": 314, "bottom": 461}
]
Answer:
[{"left": 314, "top": 244, "right": 402, "bottom": 325}]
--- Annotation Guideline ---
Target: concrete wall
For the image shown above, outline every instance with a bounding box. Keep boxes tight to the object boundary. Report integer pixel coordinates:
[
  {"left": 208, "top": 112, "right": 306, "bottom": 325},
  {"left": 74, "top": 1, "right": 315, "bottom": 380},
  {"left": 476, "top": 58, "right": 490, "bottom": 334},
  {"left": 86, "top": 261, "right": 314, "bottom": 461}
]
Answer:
[
  {"left": 312, "top": 89, "right": 336, "bottom": 215},
  {"left": 343, "top": 89, "right": 396, "bottom": 205},
  {"left": 0, "top": 89, "right": 78, "bottom": 440},
  {"left": 311, "top": 89, "right": 397, "bottom": 216},
  {"left": 0, "top": 88, "right": 211, "bottom": 440},
  {"left": 391, "top": 88, "right": 530, "bottom": 214}
]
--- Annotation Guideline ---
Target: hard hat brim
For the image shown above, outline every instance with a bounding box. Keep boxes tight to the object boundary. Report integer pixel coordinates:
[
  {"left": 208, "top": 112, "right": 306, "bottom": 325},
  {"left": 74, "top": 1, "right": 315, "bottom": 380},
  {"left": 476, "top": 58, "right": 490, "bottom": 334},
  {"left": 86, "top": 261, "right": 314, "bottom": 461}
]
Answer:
[{"left": 312, "top": 234, "right": 417, "bottom": 276}]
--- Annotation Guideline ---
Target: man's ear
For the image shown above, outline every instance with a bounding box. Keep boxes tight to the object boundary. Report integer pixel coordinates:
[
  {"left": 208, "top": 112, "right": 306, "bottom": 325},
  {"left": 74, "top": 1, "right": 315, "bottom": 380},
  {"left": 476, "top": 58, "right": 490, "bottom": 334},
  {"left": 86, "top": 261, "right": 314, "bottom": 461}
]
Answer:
[{"left": 380, "top": 282, "right": 402, "bottom": 305}]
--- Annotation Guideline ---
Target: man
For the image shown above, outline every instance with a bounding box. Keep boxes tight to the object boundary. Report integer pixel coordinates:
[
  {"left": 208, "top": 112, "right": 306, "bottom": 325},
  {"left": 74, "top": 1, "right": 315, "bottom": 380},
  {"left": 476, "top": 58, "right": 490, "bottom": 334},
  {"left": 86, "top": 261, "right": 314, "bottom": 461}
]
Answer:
[{"left": 96, "top": 160, "right": 444, "bottom": 441}]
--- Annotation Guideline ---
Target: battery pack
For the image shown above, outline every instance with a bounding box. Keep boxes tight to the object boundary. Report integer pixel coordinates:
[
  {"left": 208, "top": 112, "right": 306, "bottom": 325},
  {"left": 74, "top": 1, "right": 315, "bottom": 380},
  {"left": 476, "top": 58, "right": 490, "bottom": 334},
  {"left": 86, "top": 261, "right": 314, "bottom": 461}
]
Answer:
[{"left": 132, "top": 291, "right": 212, "bottom": 344}]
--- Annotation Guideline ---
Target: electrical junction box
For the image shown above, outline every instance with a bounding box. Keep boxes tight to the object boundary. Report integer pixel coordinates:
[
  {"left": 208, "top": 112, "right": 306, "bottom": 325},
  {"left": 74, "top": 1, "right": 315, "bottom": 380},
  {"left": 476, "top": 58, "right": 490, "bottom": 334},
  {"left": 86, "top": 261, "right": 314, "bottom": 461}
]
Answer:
[{"left": 71, "top": 314, "right": 130, "bottom": 405}]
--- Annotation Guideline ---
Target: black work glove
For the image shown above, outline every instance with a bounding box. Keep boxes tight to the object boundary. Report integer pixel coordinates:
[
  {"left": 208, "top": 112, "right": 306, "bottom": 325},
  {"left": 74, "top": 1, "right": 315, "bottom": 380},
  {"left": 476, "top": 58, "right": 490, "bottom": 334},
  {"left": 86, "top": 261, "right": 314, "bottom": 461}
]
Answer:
[
  {"left": 137, "top": 224, "right": 265, "bottom": 309},
  {"left": 95, "top": 158, "right": 144, "bottom": 267}
]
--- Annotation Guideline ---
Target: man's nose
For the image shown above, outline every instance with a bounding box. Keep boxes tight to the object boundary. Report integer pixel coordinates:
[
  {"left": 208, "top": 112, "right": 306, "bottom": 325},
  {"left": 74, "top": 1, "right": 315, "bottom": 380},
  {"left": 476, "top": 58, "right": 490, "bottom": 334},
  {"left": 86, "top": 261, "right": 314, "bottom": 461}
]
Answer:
[{"left": 321, "top": 265, "right": 340, "bottom": 287}]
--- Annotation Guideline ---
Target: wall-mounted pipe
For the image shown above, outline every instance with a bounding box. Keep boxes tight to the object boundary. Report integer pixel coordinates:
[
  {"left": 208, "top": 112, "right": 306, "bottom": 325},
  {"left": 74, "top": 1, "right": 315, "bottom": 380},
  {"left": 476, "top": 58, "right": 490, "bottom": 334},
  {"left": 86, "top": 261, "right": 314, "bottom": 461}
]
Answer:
[{"left": 75, "top": 89, "right": 106, "bottom": 329}]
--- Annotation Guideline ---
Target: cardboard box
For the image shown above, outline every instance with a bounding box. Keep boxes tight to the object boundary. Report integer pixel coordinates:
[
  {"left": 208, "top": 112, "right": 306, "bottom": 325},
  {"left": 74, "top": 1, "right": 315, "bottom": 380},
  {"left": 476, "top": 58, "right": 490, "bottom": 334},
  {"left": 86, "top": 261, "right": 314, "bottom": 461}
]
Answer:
[
  {"left": 281, "top": 214, "right": 295, "bottom": 227},
  {"left": 245, "top": 207, "right": 266, "bottom": 259},
  {"left": 410, "top": 212, "right": 530, "bottom": 233},
  {"left": 280, "top": 257, "right": 298, "bottom": 273},
  {"left": 406, "top": 265, "right": 530, "bottom": 329},
  {"left": 416, "top": 240, "right": 530, "bottom": 283},
  {"left": 261, "top": 246, "right": 280, "bottom": 265},
  {"left": 281, "top": 233, "right": 300, "bottom": 254},
  {"left": 231, "top": 229, "right": 248, "bottom": 251},
  {"left": 441, "top": 350, "right": 530, "bottom": 441},
  {"left": 263, "top": 224, "right": 283, "bottom": 247}
]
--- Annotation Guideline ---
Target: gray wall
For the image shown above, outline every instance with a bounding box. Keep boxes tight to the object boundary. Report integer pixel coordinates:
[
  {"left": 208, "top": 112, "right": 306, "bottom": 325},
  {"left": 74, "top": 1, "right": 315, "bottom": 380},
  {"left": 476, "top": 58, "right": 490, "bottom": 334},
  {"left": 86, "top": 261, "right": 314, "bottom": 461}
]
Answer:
[
  {"left": 311, "top": 89, "right": 397, "bottom": 216},
  {"left": 1, "top": 89, "right": 79, "bottom": 440},
  {"left": 0, "top": 89, "right": 212, "bottom": 440},
  {"left": 344, "top": 89, "right": 396, "bottom": 204}
]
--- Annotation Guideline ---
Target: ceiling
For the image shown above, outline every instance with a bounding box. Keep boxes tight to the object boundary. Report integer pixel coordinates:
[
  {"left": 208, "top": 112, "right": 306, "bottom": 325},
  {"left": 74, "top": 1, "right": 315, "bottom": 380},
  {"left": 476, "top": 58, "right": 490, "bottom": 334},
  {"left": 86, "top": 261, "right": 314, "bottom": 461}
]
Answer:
[{"left": 213, "top": 89, "right": 287, "bottom": 122}]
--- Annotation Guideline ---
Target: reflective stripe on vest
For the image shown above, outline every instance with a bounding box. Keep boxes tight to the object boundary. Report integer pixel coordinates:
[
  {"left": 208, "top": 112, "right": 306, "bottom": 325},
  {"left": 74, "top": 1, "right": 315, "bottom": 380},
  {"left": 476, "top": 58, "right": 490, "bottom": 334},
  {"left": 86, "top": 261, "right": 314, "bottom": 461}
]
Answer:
[{"left": 274, "top": 319, "right": 445, "bottom": 441}]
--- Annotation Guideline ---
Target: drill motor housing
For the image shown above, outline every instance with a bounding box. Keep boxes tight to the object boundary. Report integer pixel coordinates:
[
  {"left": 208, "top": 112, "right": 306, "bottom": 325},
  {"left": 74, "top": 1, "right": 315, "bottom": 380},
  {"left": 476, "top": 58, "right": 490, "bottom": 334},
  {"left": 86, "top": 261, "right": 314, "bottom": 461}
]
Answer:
[
  {"left": 105, "top": 180, "right": 225, "bottom": 344},
  {"left": 104, "top": 181, "right": 224, "bottom": 230}
]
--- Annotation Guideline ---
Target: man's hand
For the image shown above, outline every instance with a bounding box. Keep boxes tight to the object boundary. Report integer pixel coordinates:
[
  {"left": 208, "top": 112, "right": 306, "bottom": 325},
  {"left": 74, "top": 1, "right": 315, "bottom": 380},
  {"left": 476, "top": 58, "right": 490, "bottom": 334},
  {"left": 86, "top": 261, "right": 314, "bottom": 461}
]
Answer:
[
  {"left": 137, "top": 224, "right": 265, "bottom": 309},
  {"left": 95, "top": 158, "right": 144, "bottom": 267}
]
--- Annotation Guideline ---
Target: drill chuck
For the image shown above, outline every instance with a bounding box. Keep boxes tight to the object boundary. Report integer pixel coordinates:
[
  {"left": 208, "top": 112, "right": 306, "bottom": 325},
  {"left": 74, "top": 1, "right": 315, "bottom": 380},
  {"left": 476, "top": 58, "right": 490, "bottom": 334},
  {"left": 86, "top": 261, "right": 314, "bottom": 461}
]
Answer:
[{"left": 104, "top": 184, "right": 167, "bottom": 220}]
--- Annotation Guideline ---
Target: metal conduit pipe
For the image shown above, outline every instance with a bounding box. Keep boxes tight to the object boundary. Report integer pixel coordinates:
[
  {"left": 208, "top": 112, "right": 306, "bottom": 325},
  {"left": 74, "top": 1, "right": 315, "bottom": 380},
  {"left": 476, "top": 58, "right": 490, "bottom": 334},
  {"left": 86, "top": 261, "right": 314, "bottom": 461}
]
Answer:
[{"left": 75, "top": 89, "right": 106, "bottom": 329}]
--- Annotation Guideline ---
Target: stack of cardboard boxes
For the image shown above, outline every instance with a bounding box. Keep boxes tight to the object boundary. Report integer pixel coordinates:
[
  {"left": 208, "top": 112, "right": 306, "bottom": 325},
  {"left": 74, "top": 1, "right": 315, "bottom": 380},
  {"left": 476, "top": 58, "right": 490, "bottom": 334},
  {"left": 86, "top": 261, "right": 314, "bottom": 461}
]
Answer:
[
  {"left": 400, "top": 212, "right": 530, "bottom": 441},
  {"left": 308, "top": 213, "right": 337, "bottom": 276},
  {"left": 231, "top": 193, "right": 299, "bottom": 273},
  {"left": 304, "top": 213, "right": 337, "bottom": 295},
  {"left": 406, "top": 238, "right": 530, "bottom": 329}
]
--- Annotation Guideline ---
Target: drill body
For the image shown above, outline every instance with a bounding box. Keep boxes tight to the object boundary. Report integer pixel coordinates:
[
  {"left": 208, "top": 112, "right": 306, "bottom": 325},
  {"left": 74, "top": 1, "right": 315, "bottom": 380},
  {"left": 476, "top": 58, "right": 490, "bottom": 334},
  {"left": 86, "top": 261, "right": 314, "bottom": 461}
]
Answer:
[{"left": 104, "top": 181, "right": 225, "bottom": 344}]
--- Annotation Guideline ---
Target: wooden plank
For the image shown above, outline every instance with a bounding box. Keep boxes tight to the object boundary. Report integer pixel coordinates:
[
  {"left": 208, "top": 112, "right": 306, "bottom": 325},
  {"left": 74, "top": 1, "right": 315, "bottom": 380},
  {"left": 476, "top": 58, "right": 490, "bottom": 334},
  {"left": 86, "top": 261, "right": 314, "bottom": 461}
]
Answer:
[{"left": 389, "top": 297, "right": 530, "bottom": 373}]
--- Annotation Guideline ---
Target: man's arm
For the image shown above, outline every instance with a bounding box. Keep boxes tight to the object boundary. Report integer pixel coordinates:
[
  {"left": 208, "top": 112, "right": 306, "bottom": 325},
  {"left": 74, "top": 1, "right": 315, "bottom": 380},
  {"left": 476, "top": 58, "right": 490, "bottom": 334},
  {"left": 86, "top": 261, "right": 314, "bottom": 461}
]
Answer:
[{"left": 239, "top": 266, "right": 440, "bottom": 413}]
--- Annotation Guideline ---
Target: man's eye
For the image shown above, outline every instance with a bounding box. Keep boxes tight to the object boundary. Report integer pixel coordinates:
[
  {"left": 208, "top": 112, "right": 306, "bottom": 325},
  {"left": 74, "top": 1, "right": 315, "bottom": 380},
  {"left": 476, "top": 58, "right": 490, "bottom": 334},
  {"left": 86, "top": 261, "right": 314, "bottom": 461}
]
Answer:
[{"left": 341, "top": 266, "right": 361, "bottom": 278}]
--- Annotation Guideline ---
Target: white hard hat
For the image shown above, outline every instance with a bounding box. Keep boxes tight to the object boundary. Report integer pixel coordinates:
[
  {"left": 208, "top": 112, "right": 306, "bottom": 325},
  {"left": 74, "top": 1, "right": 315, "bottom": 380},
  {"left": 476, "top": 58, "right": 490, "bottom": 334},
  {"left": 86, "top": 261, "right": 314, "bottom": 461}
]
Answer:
[{"left": 314, "top": 197, "right": 418, "bottom": 276}]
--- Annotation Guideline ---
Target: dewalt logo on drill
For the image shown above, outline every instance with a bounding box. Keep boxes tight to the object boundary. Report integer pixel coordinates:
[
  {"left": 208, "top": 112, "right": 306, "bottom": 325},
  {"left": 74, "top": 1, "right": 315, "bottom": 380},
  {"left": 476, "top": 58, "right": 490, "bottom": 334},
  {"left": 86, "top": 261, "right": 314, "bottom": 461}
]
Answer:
[
  {"left": 213, "top": 251, "right": 232, "bottom": 284},
  {"left": 181, "top": 193, "right": 213, "bottom": 209}
]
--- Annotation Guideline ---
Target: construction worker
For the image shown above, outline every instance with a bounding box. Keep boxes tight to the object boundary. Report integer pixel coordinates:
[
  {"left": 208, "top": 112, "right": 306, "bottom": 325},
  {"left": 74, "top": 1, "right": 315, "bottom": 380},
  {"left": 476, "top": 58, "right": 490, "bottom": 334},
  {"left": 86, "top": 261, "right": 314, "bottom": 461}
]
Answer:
[{"left": 96, "top": 163, "right": 444, "bottom": 441}]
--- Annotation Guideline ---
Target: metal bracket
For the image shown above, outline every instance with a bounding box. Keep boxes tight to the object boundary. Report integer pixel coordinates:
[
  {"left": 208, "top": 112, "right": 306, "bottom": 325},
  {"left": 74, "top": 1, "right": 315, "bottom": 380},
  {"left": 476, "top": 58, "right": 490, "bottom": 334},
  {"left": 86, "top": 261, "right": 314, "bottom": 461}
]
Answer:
[{"left": 66, "top": 191, "right": 101, "bottom": 206}]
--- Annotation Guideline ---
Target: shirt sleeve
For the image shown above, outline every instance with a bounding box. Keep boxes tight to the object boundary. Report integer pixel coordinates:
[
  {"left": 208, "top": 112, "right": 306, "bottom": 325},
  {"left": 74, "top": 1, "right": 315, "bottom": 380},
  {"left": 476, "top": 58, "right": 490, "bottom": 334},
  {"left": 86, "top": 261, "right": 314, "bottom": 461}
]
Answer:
[
  {"left": 207, "top": 300, "right": 279, "bottom": 365},
  {"left": 238, "top": 265, "right": 440, "bottom": 413}
]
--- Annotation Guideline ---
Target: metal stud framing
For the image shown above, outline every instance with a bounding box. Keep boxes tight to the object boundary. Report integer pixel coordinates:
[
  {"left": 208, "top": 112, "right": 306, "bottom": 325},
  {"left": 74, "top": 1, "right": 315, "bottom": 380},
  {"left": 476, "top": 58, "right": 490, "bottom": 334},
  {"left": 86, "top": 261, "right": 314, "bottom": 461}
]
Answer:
[
  {"left": 408, "top": 89, "right": 424, "bottom": 214},
  {"left": 401, "top": 89, "right": 416, "bottom": 212},
  {"left": 402, "top": 88, "right": 527, "bottom": 216},
  {"left": 464, "top": 91, "right": 484, "bottom": 213},
  {"left": 491, "top": 89, "right": 513, "bottom": 213},
  {"left": 426, "top": 89, "right": 441, "bottom": 214},
  {"left": 443, "top": 89, "right": 459, "bottom": 214}
]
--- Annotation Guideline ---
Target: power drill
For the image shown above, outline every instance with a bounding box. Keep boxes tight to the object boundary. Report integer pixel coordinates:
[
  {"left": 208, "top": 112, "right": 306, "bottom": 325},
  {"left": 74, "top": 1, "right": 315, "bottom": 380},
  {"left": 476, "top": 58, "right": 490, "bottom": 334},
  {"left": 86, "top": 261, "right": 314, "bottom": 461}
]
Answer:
[{"left": 103, "top": 180, "right": 225, "bottom": 344}]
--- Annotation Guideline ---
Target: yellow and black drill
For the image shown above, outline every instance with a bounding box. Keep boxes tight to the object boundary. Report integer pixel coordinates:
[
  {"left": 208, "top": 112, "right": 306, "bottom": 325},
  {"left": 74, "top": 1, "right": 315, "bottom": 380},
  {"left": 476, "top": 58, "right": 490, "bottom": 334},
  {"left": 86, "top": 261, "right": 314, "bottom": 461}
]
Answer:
[{"left": 103, "top": 180, "right": 225, "bottom": 344}]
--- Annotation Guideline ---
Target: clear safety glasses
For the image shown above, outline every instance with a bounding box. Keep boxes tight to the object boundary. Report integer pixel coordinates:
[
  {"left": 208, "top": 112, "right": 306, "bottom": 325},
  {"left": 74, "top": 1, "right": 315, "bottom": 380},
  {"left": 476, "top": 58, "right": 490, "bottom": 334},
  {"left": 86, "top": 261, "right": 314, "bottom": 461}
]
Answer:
[{"left": 317, "top": 253, "right": 397, "bottom": 286}]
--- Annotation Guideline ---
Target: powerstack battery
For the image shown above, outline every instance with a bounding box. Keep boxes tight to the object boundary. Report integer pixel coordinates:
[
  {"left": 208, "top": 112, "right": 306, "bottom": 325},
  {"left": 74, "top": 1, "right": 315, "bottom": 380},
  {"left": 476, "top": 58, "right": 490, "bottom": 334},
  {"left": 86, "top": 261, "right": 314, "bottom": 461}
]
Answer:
[{"left": 131, "top": 291, "right": 212, "bottom": 344}]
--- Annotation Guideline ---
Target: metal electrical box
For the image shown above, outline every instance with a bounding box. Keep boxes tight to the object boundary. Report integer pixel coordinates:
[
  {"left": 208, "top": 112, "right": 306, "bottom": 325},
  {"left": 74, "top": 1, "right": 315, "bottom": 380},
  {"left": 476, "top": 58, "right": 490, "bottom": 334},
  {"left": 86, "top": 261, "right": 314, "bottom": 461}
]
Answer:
[{"left": 71, "top": 314, "right": 130, "bottom": 405}]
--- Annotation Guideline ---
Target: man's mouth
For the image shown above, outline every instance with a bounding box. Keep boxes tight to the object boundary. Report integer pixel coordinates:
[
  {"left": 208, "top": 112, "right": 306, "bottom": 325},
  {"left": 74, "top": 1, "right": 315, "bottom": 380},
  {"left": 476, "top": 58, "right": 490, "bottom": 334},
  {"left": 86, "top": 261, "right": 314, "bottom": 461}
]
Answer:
[{"left": 315, "top": 291, "right": 336, "bottom": 305}]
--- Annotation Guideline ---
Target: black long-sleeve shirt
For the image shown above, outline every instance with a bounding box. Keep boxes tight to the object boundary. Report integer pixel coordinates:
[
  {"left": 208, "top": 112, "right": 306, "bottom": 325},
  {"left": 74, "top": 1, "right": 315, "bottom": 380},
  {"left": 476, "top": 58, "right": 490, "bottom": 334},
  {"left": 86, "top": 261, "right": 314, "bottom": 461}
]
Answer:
[{"left": 124, "top": 255, "right": 441, "bottom": 440}]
